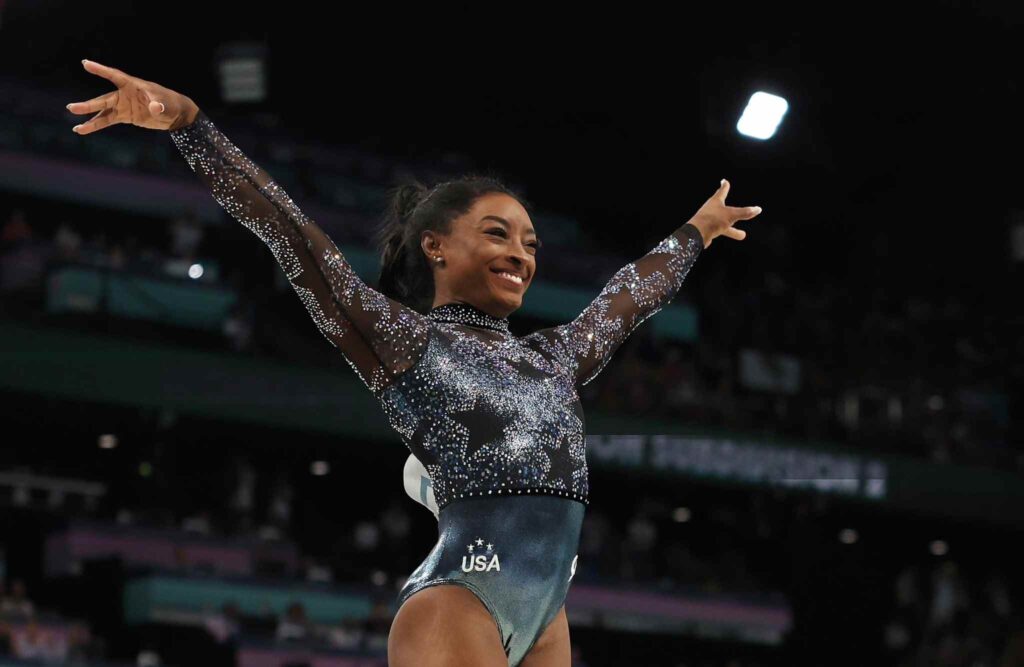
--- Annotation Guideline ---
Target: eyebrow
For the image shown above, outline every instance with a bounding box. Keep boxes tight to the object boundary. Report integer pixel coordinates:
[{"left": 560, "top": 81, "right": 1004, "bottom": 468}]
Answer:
[{"left": 483, "top": 215, "right": 540, "bottom": 238}]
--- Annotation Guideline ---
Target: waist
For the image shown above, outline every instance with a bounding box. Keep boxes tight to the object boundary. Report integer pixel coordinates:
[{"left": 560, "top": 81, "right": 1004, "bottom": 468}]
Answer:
[{"left": 437, "top": 494, "right": 586, "bottom": 568}]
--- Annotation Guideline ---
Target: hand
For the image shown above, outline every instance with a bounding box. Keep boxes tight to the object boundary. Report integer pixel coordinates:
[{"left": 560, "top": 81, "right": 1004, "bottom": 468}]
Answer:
[
  {"left": 686, "top": 179, "right": 762, "bottom": 249},
  {"left": 67, "top": 59, "right": 199, "bottom": 135}
]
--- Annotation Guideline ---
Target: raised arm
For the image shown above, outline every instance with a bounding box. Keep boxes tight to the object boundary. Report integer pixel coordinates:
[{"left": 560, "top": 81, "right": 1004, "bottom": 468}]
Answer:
[
  {"left": 525, "top": 223, "right": 705, "bottom": 387},
  {"left": 168, "top": 110, "right": 431, "bottom": 396}
]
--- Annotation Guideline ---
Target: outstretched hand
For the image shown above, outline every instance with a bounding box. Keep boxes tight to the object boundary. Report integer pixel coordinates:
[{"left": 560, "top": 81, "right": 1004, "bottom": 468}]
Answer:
[
  {"left": 687, "top": 179, "right": 763, "bottom": 249},
  {"left": 66, "top": 60, "right": 198, "bottom": 135}
]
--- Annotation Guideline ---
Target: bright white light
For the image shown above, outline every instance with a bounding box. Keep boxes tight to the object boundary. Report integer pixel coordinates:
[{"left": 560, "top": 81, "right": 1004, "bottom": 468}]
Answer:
[
  {"left": 839, "top": 528, "right": 858, "bottom": 544},
  {"left": 736, "top": 91, "right": 789, "bottom": 140},
  {"left": 930, "top": 539, "right": 949, "bottom": 556},
  {"left": 188, "top": 263, "right": 204, "bottom": 279},
  {"left": 672, "top": 507, "right": 691, "bottom": 523},
  {"left": 311, "top": 461, "right": 330, "bottom": 476},
  {"left": 98, "top": 434, "right": 118, "bottom": 449}
]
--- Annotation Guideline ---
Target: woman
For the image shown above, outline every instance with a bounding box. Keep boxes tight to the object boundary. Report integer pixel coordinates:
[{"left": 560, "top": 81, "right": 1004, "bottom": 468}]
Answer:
[{"left": 67, "top": 59, "right": 761, "bottom": 667}]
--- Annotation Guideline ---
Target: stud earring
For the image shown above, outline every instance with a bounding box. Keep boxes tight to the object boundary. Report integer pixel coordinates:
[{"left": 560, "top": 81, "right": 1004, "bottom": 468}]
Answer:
[{"left": 434, "top": 256, "right": 443, "bottom": 263}]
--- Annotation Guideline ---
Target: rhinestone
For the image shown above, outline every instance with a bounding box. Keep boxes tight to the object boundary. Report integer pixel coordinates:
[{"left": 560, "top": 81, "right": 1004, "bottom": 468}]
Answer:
[{"left": 168, "top": 113, "right": 700, "bottom": 518}]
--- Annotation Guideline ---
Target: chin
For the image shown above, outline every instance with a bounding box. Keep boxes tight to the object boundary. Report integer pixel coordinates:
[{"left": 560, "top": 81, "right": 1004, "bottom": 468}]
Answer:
[{"left": 497, "top": 293, "right": 522, "bottom": 308}]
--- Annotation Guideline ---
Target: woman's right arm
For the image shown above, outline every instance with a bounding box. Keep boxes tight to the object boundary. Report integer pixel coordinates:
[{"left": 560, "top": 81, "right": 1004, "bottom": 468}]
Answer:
[{"left": 168, "top": 111, "right": 432, "bottom": 395}]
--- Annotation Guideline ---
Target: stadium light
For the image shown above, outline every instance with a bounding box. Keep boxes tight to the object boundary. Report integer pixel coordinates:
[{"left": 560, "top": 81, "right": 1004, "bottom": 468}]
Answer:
[{"left": 736, "top": 91, "right": 789, "bottom": 140}]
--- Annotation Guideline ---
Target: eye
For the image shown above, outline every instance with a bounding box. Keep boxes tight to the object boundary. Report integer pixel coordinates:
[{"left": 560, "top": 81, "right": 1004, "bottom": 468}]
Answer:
[{"left": 488, "top": 228, "right": 541, "bottom": 251}]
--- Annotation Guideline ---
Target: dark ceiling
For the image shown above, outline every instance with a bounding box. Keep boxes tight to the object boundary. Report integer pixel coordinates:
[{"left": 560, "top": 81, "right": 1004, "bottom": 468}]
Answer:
[{"left": 2, "top": 1, "right": 1021, "bottom": 294}]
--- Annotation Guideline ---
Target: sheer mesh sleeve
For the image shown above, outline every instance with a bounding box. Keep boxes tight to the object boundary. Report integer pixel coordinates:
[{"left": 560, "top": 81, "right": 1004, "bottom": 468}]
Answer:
[
  {"left": 524, "top": 223, "right": 704, "bottom": 388},
  {"left": 168, "top": 110, "right": 431, "bottom": 396}
]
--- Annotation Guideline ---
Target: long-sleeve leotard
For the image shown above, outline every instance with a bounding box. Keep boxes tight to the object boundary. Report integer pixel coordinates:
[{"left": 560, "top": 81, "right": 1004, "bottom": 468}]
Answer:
[
  {"left": 169, "top": 110, "right": 705, "bottom": 509},
  {"left": 169, "top": 110, "right": 432, "bottom": 397},
  {"left": 522, "top": 224, "right": 704, "bottom": 388}
]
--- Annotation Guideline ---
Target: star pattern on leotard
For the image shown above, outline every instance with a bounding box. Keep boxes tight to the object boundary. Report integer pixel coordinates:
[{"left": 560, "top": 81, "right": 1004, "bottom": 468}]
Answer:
[{"left": 169, "top": 111, "right": 703, "bottom": 513}]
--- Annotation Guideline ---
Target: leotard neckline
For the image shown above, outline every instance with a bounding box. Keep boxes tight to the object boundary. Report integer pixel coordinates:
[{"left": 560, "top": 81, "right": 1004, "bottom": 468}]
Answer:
[{"left": 428, "top": 302, "right": 510, "bottom": 333}]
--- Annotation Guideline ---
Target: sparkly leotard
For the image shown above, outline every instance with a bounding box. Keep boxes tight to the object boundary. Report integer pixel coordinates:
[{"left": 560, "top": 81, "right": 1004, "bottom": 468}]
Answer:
[{"left": 169, "top": 110, "right": 704, "bottom": 665}]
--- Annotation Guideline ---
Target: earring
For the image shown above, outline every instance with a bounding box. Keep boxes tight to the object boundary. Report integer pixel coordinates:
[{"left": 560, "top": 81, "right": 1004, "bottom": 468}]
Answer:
[{"left": 434, "top": 256, "right": 443, "bottom": 263}]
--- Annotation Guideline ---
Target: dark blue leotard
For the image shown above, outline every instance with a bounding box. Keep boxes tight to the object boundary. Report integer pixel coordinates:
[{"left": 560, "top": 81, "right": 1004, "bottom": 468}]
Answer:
[{"left": 169, "top": 111, "right": 704, "bottom": 665}]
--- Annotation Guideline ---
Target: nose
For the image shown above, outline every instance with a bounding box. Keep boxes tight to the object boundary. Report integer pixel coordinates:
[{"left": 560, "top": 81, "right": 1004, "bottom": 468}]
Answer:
[
  {"left": 506, "top": 251, "right": 530, "bottom": 275},
  {"left": 508, "top": 240, "right": 532, "bottom": 265}
]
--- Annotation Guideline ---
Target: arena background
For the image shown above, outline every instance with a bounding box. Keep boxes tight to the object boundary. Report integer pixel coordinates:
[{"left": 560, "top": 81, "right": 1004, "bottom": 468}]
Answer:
[{"left": 0, "top": 2, "right": 1021, "bottom": 666}]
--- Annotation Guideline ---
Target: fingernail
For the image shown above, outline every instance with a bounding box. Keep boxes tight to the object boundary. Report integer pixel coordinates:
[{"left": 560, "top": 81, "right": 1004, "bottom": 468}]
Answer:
[
  {"left": 82, "top": 59, "right": 89, "bottom": 65},
  {"left": 720, "top": 179, "right": 725, "bottom": 186},
  {"left": 66, "top": 103, "right": 72, "bottom": 110},
  {"left": 72, "top": 125, "right": 81, "bottom": 133}
]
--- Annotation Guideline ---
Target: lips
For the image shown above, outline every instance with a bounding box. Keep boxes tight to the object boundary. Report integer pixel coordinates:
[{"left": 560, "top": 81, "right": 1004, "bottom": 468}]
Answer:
[{"left": 491, "top": 269, "right": 525, "bottom": 288}]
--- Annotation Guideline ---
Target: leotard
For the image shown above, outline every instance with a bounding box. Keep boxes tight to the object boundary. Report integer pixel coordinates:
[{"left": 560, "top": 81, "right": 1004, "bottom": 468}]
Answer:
[{"left": 169, "top": 110, "right": 704, "bottom": 665}]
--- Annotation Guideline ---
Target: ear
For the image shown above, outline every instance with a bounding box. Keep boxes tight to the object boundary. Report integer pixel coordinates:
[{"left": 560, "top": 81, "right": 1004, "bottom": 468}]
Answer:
[{"left": 420, "top": 229, "right": 442, "bottom": 258}]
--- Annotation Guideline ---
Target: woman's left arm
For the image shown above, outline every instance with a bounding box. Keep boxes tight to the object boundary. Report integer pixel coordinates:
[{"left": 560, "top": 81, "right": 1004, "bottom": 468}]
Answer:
[
  {"left": 525, "top": 223, "right": 705, "bottom": 388},
  {"left": 524, "top": 180, "right": 760, "bottom": 388}
]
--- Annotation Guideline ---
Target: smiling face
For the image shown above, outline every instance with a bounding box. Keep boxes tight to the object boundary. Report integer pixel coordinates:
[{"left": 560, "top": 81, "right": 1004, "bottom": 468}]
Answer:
[{"left": 421, "top": 192, "right": 541, "bottom": 318}]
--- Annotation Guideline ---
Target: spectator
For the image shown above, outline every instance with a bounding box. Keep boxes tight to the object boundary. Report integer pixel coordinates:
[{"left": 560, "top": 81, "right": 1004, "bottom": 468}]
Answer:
[
  {"left": 570, "top": 642, "right": 590, "bottom": 667},
  {"left": 0, "top": 223, "right": 48, "bottom": 294},
  {"left": 223, "top": 302, "right": 255, "bottom": 353},
  {"left": 327, "top": 617, "right": 365, "bottom": 651},
  {"left": 378, "top": 499, "right": 412, "bottom": 573},
  {"left": 275, "top": 602, "right": 311, "bottom": 643},
  {"left": 621, "top": 511, "right": 657, "bottom": 582},
  {"left": 364, "top": 600, "right": 391, "bottom": 652},
  {"left": 0, "top": 579, "right": 35, "bottom": 618},
  {"left": 66, "top": 622, "right": 106, "bottom": 664},
  {"left": 228, "top": 456, "right": 258, "bottom": 534},
  {"left": 203, "top": 602, "right": 241, "bottom": 645},
  {"left": 53, "top": 221, "right": 83, "bottom": 261},
  {"left": 11, "top": 618, "right": 63, "bottom": 662},
  {"left": 169, "top": 210, "right": 204, "bottom": 260},
  {"left": 268, "top": 473, "right": 294, "bottom": 533},
  {"left": 0, "top": 209, "right": 32, "bottom": 248}
]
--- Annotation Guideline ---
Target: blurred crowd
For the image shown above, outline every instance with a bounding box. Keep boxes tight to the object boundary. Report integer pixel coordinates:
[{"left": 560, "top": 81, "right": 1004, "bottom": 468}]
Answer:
[
  {"left": 1, "top": 201, "right": 1018, "bottom": 475},
  {"left": 0, "top": 105, "right": 1021, "bottom": 666},
  {"left": 883, "top": 561, "right": 1024, "bottom": 666},
  {"left": 5, "top": 443, "right": 1017, "bottom": 667},
  {"left": 0, "top": 578, "right": 107, "bottom": 664}
]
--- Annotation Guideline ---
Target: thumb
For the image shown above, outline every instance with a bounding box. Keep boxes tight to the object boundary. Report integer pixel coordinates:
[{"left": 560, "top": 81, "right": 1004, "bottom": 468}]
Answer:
[{"left": 148, "top": 99, "right": 166, "bottom": 116}]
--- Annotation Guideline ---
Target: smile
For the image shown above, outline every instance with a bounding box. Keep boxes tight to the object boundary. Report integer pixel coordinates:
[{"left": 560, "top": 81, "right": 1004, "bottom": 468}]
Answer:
[{"left": 492, "top": 271, "right": 524, "bottom": 287}]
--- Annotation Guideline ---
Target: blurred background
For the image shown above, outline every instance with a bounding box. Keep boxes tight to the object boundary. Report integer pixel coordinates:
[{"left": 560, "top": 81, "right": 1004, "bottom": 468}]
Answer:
[{"left": 0, "top": 1, "right": 1022, "bottom": 666}]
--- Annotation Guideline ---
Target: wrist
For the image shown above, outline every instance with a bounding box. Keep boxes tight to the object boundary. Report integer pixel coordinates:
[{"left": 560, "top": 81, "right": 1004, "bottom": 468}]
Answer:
[
  {"left": 170, "top": 97, "right": 200, "bottom": 131},
  {"left": 684, "top": 219, "right": 710, "bottom": 249}
]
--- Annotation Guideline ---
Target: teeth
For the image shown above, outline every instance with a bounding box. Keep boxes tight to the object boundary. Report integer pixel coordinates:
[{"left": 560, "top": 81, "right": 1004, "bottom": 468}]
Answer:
[{"left": 496, "top": 271, "right": 523, "bottom": 284}]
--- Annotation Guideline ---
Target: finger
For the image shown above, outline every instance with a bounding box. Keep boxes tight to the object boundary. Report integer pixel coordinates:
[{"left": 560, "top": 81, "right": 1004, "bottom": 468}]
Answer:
[
  {"left": 717, "top": 178, "right": 730, "bottom": 202},
  {"left": 730, "top": 205, "right": 763, "bottom": 220},
  {"left": 66, "top": 91, "right": 117, "bottom": 115},
  {"left": 81, "top": 59, "right": 130, "bottom": 88},
  {"left": 721, "top": 226, "right": 747, "bottom": 241},
  {"left": 73, "top": 108, "right": 117, "bottom": 135}
]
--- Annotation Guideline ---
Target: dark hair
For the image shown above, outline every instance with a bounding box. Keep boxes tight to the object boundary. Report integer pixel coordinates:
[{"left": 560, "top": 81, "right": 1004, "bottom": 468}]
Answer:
[{"left": 374, "top": 174, "right": 531, "bottom": 314}]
